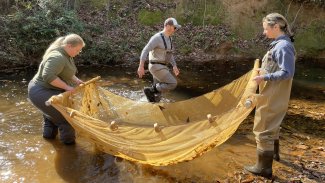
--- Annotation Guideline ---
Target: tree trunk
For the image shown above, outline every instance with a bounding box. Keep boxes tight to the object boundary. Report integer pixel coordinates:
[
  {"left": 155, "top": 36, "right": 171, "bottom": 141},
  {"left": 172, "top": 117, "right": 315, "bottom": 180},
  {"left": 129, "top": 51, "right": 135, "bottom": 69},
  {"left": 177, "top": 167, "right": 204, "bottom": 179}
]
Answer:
[
  {"left": 66, "top": 0, "right": 76, "bottom": 10},
  {"left": 0, "top": 0, "right": 14, "bottom": 14}
]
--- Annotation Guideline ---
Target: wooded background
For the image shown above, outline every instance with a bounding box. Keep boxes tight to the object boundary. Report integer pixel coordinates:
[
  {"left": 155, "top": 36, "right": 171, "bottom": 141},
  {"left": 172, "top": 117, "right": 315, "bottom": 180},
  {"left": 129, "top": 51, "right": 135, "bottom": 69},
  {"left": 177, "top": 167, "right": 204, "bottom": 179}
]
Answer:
[{"left": 0, "top": 0, "right": 324, "bottom": 70}]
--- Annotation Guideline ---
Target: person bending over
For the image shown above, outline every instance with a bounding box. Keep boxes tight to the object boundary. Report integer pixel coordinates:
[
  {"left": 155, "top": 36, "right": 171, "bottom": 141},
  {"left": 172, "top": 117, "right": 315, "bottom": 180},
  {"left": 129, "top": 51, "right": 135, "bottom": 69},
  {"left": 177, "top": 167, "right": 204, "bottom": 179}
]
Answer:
[{"left": 28, "top": 33, "right": 85, "bottom": 145}]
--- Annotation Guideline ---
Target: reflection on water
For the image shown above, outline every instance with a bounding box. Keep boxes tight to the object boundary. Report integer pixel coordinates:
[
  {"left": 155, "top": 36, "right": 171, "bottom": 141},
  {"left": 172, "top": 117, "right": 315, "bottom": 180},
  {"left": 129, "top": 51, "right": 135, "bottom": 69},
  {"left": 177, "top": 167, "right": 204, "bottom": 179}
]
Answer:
[{"left": 0, "top": 61, "right": 324, "bottom": 182}]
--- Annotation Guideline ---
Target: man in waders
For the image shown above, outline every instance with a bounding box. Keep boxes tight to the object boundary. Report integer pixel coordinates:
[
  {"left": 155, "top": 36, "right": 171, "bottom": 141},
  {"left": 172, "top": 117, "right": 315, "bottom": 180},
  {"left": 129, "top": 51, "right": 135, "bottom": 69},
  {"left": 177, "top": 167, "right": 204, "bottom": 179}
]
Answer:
[{"left": 137, "top": 17, "right": 181, "bottom": 102}]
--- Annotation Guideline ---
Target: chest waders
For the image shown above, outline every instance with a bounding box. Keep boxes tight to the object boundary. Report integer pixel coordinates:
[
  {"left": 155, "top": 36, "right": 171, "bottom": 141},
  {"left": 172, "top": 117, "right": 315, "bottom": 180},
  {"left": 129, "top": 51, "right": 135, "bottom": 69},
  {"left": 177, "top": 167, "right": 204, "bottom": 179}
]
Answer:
[
  {"left": 245, "top": 45, "right": 294, "bottom": 179},
  {"left": 145, "top": 33, "right": 177, "bottom": 102},
  {"left": 254, "top": 47, "right": 293, "bottom": 152}
]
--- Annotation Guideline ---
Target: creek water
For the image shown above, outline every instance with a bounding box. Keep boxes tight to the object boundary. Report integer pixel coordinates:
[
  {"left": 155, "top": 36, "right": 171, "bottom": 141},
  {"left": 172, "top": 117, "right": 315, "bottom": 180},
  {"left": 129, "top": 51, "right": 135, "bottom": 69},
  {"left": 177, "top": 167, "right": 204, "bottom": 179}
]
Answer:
[{"left": 0, "top": 60, "right": 324, "bottom": 183}]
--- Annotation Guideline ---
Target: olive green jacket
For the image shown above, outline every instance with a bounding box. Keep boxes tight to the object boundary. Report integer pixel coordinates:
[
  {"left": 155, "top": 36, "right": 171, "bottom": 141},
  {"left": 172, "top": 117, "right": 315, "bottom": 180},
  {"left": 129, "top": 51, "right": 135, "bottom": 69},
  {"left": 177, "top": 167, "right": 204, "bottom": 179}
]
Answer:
[{"left": 32, "top": 48, "right": 77, "bottom": 90}]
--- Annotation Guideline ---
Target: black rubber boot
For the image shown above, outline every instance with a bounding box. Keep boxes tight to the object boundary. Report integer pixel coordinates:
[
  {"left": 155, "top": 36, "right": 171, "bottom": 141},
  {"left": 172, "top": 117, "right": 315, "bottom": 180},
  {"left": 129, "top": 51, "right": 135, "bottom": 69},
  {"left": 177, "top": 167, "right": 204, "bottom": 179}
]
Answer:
[
  {"left": 42, "top": 117, "right": 58, "bottom": 139},
  {"left": 244, "top": 149, "right": 273, "bottom": 179},
  {"left": 154, "top": 92, "right": 162, "bottom": 102},
  {"left": 152, "top": 84, "right": 162, "bottom": 102},
  {"left": 144, "top": 87, "right": 156, "bottom": 102},
  {"left": 274, "top": 139, "right": 280, "bottom": 161}
]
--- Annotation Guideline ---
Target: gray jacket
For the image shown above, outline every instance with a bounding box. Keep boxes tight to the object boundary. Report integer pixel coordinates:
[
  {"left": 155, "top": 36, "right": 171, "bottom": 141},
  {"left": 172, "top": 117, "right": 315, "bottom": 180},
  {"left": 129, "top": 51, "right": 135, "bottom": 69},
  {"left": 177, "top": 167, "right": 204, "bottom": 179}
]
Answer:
[{"left": 140, "top": 31, "right": 176, "bottom": 67}]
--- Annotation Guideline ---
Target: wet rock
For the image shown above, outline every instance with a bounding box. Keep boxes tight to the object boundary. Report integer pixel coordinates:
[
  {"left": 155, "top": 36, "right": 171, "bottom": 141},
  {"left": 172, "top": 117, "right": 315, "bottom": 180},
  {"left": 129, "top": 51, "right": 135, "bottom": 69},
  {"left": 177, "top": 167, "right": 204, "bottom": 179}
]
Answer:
[
  {"left": 293, "top": 133, "right": 311, "bottom": 140},
  {"left": 320, "top": 151, "right": 325, "bottom": 158},
  {"left": 296, "top": 144, "right": 309, "bottom": 150}
]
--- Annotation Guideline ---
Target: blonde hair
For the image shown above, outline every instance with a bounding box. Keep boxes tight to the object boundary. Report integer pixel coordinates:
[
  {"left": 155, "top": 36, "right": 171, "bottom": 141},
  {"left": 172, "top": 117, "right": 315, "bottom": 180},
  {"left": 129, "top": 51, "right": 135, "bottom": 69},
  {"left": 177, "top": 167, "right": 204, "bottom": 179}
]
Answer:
[
  {"left": 43, "top": 33, "right": 85, "bottom": 59},
  {"left": 263, "top": 13, "right": 294, "bottom": 42}
]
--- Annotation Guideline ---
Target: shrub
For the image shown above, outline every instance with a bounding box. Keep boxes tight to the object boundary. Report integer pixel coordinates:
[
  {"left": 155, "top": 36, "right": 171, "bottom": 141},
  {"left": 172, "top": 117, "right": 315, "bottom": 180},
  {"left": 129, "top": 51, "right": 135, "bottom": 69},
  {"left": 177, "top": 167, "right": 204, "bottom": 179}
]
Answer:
[{"left": 0, "top": 0, "right": 84, "bottom": 65}]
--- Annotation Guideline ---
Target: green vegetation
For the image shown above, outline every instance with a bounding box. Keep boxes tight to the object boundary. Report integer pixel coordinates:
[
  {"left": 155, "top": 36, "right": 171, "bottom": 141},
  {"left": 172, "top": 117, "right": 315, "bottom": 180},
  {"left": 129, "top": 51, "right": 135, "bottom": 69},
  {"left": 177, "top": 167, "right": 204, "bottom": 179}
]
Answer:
[
  {"left": 138, "top": 10, "right": 163, "bottom": 26},
  {"left": 295, "top": 21, "right": 325, "bottom": 56},
  {"left": 0, "top": 0, "right": 84, "bottom": 65},
  {"left": 86, "top": 0, "right": 109, "bottom": 9},
  {"left": 83, "top": 39, "right": 119, "bottom": 64},
  {"left": 0, "top": 0, "right": 324, "bottom": 69},
  {"left": 172, "top": 0, "right": 224, "bottom": 26}
]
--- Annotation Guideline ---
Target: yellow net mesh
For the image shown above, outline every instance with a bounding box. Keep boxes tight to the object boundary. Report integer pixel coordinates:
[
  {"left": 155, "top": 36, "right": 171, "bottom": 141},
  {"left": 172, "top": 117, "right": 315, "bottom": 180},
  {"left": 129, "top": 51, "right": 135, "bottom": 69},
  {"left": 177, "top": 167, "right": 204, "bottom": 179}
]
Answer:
[{"left": 47, "top": 60, "right": 259, "bottom": 166}]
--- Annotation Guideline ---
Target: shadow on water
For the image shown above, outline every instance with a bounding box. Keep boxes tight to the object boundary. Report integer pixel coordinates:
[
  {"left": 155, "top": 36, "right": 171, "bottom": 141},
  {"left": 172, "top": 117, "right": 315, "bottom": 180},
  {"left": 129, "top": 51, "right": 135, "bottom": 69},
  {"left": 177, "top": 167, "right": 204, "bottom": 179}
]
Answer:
[
  {"left": 48, "top": 139, "right": 121, "bottom": 183},
  {"left": 138, "top": 134, "right": 258, "bottom": 182},
  {"left": 282, "top": 114, "right": 325, "bottom": 138},
  {"left": 291, "top": 61, "right": 325, "bottom": 101}
]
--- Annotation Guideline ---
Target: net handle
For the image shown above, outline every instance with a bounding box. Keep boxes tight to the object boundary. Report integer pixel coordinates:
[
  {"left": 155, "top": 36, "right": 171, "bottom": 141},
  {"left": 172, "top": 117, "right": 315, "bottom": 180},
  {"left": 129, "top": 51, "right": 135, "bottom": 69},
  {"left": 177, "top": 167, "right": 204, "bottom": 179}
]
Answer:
[
  {"left": 45, "top": 76, "right": 101, "bottom": 106},
  {"left": 76, "top": 76, "right": 101, "bottom": 90}
]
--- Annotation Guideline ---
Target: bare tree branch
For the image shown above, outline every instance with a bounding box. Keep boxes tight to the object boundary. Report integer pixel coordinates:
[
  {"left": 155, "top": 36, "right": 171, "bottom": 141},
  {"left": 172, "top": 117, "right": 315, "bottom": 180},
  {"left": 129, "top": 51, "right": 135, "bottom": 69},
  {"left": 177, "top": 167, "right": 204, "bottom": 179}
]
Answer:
[
  {"left": 291, "top": 3, "right": 303, "bottom": 27},
  {"left": 286, "top": 0, "right": 294, "bottom": 17},
  {"left": 203, "top": 0, "right": 207, "bottom": 27}
]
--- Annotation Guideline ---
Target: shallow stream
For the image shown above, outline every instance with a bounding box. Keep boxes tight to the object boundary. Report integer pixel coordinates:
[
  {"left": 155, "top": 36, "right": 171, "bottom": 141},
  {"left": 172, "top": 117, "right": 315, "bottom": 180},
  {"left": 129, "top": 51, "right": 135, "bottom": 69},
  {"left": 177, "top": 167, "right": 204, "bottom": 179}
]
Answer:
[{"left": 1, "top": 60, "right": 324, "bottom": 182}]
